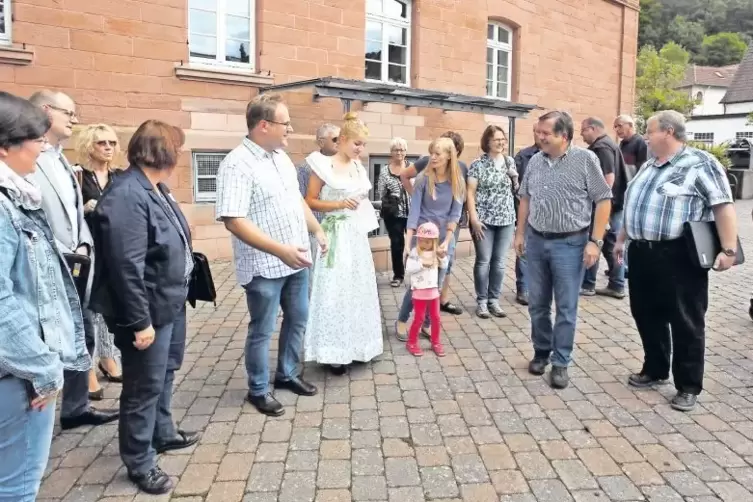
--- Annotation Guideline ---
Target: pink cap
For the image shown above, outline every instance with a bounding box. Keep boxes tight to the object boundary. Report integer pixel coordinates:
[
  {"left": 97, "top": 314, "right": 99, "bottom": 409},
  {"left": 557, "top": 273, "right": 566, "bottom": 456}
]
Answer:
[{"left": 416, "top": 222, "right": 440, "bottom": 239}]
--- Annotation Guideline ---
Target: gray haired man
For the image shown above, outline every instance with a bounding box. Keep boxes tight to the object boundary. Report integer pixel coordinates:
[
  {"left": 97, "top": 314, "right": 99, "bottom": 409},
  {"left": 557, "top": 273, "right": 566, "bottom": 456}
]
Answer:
[
  {"left": 298, "top": 123, "right": 340, "bottom": 266},
  {"left": 28, "top": 90, "right": 119, "bottom": 430}
]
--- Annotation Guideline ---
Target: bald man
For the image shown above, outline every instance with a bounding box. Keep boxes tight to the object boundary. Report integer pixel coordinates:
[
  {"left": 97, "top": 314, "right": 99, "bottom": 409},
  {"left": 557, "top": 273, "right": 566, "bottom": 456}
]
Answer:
[{"left": 29, "top": 90, "right": 119, "bottom": 430}]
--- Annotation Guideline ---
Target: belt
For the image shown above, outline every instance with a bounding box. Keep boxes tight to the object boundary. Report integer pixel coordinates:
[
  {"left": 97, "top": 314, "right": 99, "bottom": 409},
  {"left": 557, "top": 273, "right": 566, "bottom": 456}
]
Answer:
[
  {"left": 529, "top": 226, "right": 588, "bottom": 240},
  {"left": 630, "top": 238, "right": 684, "bottom": 250}
]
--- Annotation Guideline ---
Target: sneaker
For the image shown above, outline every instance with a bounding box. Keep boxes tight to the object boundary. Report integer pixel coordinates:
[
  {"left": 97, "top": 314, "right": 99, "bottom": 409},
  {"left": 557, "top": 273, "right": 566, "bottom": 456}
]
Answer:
[
  {"left": 432, "top": 343, "right": 446, "bottom": 357},
  {"left": 515, "top": 291, "right": 529, "bottom": 306},
  {"left": 487, "top": 302, "right": 507, "bottom": 318},
  {"left": 550, "top": 366, "right": 570, "bottom": 389},
  {"left": 595, "top": 287, "right": 626, "bottom": 299},
  {"left": 670, "top": 392, "right": 697, "bottom": 412},
  {"left": 627, "top": 373, "right": 668, "bottom": 388},
  {"left": 128, "top": 466, "right": 173, "bottom": 495},
  {"left": 440, "top": 302, "right": 463, "bottom": 315},
  {"left": 528, "top": 357, "right": 549, "bottom": 376},
  {"left": 580, "top": 288, "right": 596, "bottom": 296},
  {"left": 395, "top": 321, "right": 408, "bottom": 342},
  {"left": 406, "top": 343, "right": 423, "bottom": 357},
  {"left": 475, "top": 303, "right": 491, "bottom": 319}
]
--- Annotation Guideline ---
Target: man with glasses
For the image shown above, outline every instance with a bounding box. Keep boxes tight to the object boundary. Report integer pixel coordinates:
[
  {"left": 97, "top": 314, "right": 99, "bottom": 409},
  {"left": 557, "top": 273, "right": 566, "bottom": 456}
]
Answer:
[
  {"left": 28, "top": 90, "right": 119, "bottom": 430},
  {"left": 216, "top": 93, "right": 328, "bottom": 417}
]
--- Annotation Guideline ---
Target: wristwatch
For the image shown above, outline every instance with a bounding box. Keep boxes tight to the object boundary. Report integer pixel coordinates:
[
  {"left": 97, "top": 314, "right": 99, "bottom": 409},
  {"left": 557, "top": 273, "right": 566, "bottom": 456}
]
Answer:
[
  {"left": 590, "top": 238, "right": 604, "bottom": 249},
  {"left": 723, "top": 248, "right": 736, "bottom": 257}
]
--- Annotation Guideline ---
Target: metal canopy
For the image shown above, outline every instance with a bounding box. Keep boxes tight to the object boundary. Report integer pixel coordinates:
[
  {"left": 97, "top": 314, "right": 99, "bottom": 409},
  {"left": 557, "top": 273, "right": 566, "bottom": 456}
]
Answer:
[{"left": 260, "top": 77, "right": 536, "bottom": 119}]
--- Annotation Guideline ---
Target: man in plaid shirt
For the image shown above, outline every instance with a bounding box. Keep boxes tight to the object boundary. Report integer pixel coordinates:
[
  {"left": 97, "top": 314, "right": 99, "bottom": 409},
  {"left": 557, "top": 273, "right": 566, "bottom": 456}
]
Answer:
[
  {"left": 215, "top": 93, "right": 328, "bottom": 417},
  {"left": 615, "top": 110, "right": 738, "bottom": 412}
]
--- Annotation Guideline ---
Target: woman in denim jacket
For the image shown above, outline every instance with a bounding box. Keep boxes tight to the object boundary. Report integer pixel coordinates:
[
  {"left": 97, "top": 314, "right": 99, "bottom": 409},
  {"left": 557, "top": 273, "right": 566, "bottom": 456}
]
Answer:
[{"left": 0, "top": 91, "right": 90, "bottom": 501}]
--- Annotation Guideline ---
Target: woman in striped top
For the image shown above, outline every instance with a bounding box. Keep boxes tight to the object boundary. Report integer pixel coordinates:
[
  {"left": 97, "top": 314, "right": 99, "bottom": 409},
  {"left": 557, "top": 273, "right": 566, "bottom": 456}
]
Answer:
[{"left": 377, "top": 137, "right": 411, "bottom": 287}]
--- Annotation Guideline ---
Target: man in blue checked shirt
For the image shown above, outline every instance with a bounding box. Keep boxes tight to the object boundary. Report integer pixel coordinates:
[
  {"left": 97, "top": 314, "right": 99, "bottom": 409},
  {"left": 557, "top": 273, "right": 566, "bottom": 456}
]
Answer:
[{"left": 614, "top": 110, "right": 738, "bottom": 413}]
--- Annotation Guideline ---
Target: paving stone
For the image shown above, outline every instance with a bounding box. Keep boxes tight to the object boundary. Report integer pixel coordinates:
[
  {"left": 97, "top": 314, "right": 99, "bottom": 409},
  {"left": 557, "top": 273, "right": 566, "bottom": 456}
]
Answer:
[
  {"left": 664, "top": 471, "right": 714, "bottom": 497},
  {"left": 529, "top": 479, "right": 574, "bottom": 502},
  {"left": 490, "top": 469, "right": 530, "bottom": 494},
  {"left": 385, "top": 457, "right": 420, "bottom": 487},
  {"left": 387, "top": 486, "right": 425, "bottom": 501},
  {"left": 206, "top": 481, "right": 245, "bottom": 502},
  {"left": 596, "top": 475, "right": 644, "bottom": 500},
  {"left": 286, "top": 450, "right": 319, "bottom": 471},
  {"left": 320, "top": 440, "right": 351, "bottom": 460},
  {"left": 317, "top": 460, "right": 351, "bottom": 489},
  {"left": 621, "top": 461, "right": 665, "bottom": 486},
  {"left": 279, "top": 471, "right": 316, "bottom": 502},
  {"left": 415, "top": 445, "right": 451, "bottom": 467},
  {"left": 552, "top": 459, "right": 599, "bottom": 490},
  {"left": 707, "top": 481, "right": 753, "bottom": 500},
  {"left": 353, "top": 448, "right": 385, "bottom": 476},
  {"left": 452, "top": 454, "right": 490, "bottom": 484},
  {"left": 255, "top": 442, "right": 288, "bottom": 462},
  {"left": 352, "top": 475, "right": 388, "bottom": 501},
  {"left": 174, "top": 462, "right": 219, "bottom": 496},
  {"left": 247, "top": 462, "right": 284, "bottom": 492},
  {"left": 421, "top": 466, "right": 460, "bottom": 499},
  {"left": 577, "top": 448, "right": 623, "bottom": 476}
]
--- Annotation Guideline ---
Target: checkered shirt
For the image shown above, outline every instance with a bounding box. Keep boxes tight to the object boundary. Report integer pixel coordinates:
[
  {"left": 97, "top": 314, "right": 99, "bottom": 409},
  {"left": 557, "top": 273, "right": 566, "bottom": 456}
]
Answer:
[
  {"left": 623, "top": 145, "right": 733, "bottom": 241},
  {"left": 215, "top": 138, "right": 310, "bottom": 286}
]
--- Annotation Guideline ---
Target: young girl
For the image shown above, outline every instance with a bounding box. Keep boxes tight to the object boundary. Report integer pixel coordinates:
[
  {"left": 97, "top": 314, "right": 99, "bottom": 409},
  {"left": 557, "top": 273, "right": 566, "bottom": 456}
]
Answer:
[{"left": 404, "top": 222, "right": 449, "bottom": 357}]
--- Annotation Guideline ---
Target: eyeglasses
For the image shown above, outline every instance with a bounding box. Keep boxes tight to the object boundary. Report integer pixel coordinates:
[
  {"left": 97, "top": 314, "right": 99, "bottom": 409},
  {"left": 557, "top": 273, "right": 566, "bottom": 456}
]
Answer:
[
  {"left": 266, "top": 119, "right": 292, "bottom": 128},
  {"left": 96, "top": 140, "right": 118, "bottom": 147},
  {"left": 47, "top": 105, "right": 78, "bottom": 120}
]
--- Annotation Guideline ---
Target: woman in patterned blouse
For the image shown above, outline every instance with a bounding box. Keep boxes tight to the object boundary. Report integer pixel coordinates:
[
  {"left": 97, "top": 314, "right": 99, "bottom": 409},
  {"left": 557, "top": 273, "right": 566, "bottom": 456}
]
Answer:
[
  {"left": 467, "top": 125, "right": 518, "bottom": 319},
  {"left": 377, "top": 137, "right": 411, "bottom": 287}
]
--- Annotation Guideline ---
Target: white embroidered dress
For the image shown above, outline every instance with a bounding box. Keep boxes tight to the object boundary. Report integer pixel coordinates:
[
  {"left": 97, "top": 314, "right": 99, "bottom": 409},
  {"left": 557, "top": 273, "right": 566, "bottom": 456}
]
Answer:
[{"left": 303, "top": 153, "right": 383, "bottom": 365}]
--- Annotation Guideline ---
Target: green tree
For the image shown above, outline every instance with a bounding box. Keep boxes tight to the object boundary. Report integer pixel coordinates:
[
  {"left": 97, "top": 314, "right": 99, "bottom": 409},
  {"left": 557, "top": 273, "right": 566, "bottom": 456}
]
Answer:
[
  {"left": 635, "top": 43, "right": 696, "bottom": 127},
  {"left": 639, "top": 0, "right": 666, "bottom": 49},
  {"left": 667, "top": 16, "right": 705, "bottom": 54},
  {"left": 698, "top": 32, "right": 749, "bottom": 65}
]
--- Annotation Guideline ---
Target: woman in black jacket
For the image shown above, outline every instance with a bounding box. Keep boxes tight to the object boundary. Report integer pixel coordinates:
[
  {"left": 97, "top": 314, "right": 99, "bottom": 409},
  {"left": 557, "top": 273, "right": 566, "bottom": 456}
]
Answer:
[{"left": 90, "top": 120, "right": 199, "bottom": 495}]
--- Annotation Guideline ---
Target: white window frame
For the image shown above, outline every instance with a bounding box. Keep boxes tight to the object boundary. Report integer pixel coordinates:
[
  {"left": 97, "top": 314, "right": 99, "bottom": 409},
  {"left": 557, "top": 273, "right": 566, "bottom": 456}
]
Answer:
[
  {"left": 193, "top": 151, "right": 228, "bottom": 203},
  {"left": 187, "top": 0, "right": 255, "bottom": 70},
  {"left": 0, "top": 0, "right": 11, "bottom": 44},
  {"left": 486, "top": 22, "right": 513, "bottom": 101},
  {"left": 365, "top": 0, "right": 411, "bottom": 86},
  {"left": 736, "top": 131, "right": 753, "bottom": 140}
]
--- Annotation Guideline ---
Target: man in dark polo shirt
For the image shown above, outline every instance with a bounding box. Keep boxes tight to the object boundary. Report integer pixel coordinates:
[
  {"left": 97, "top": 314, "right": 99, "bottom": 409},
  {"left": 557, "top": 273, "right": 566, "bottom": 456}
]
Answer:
[
  {"left": 400, "top": 131, "right": 467, "bottom": 317},
  {"left": 513, "top": 124, "right": 540, "bottom": 306},
  {"left": 614, "top": 114, "right": 648, "bottom": 180},
  {"left": 580, "top": 117, "right": 627, "bottom": 299},
  {"left": 514, "top": 111, "right": 612, "bottom": 389}
]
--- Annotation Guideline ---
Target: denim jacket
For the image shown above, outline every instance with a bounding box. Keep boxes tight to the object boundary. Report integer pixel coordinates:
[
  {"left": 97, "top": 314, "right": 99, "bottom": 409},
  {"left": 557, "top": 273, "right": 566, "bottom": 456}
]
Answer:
[{"left": 0, "top": 165, "right": 89, "bottom": 396}]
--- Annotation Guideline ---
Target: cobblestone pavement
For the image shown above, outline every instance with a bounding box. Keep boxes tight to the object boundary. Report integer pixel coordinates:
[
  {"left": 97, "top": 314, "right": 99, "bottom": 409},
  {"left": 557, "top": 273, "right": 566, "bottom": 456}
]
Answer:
[{"left": 41, "top": 201, "right": 753, "bottom": 502}]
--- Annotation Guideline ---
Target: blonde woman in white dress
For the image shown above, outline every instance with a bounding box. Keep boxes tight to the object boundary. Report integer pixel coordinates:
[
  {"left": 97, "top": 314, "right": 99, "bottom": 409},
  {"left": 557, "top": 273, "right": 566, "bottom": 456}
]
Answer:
[{"left": 304, "top": 113, "right": 383, "bottom": 375}]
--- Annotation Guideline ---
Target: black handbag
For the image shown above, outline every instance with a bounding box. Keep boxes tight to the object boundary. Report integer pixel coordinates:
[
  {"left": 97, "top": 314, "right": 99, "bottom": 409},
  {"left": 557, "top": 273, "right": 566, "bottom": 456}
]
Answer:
[
  {"left": 187, "top": 252, "right": 217, "bottom": 308},
  {"left": 380, "top": 192, "right": 401, "bottom": 219}
]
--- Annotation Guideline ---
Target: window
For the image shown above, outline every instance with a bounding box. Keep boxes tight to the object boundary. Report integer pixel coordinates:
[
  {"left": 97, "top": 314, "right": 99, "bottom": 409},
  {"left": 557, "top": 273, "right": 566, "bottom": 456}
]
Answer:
[
  {"left": 0, "top": 0, "right": 10, "bottom": 44},
  {"left": 193, "top": 151, "right": 228, "bottom": 202},
  {"left": 486, "top": 22, "right": 512, "bottom": 100},
  {"left": 695, "top": 91, "right": 703, "bottom": 102},
  {"left": 188, "top": 0, "right": 254, "bottom": 68},
  {"left": 736, "top": 132, "right": 753, "bottom": 140},
  {"left": 692, "top": 132, "right": 714, "bottom": 144},
  {"left": 365, "top": 0, "right": 411, "bottom": 85}
]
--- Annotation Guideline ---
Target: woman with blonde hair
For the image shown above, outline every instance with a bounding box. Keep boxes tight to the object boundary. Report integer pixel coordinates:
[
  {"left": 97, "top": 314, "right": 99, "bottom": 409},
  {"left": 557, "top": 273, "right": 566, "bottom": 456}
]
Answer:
[
  {"left": 303, "top": 112, "right": 383, "bottom": 375},
  {"left": 395, "top": 137, "right": 465, "bottom": 341},
  {"left": 74, "top": 123, "right": 123, "bottom": 398}
]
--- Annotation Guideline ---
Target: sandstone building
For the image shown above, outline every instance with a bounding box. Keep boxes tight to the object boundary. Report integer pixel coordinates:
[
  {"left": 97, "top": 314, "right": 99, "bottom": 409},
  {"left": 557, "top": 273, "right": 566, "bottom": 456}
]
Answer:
[{"left": 0, "top": 0, "right": 639, "bottom": 263}]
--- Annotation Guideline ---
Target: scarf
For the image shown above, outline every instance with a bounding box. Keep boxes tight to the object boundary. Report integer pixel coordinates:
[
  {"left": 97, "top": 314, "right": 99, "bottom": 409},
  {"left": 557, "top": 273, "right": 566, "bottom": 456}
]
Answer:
[{"left": 0, "top": 160, "right": 43, "bottom": 210}]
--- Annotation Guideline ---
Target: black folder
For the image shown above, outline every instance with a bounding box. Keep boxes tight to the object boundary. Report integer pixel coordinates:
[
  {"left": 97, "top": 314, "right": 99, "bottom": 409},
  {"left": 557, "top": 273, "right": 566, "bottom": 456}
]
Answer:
[
  {"left": 682, "top": 221, "right": 744, "bottom": 269},
  {"left": 63, "top": 253, "right": 91, "bottom": 300}
]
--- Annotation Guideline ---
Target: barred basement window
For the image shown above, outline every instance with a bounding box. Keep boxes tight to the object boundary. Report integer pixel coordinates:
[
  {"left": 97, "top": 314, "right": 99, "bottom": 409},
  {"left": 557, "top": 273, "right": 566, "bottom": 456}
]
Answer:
[
  {"left": 692, "top": 132, "right": 714, "bottom": 144},
  {"left": 0, "top": 0, "right": 11, "bottom": 44},
  {"left": 193, "top": 151, "right": 228, "bottom": 203}
]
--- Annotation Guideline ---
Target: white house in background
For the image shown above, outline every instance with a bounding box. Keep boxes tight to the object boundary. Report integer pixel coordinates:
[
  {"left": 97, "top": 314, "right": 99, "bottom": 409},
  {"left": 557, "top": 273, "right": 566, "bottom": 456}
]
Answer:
[{"left": 683, "top": 49, "right": 753, "bottom": 145}]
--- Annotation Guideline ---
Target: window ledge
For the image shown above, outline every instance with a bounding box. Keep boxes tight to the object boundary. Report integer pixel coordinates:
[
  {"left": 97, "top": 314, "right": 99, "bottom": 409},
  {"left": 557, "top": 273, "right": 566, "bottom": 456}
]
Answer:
[
  {"left": 174, "top": 63, "right": 274, "bottom": 87},
  {"left": 0, "top": 45, "right": 34, "bottom": 66}
]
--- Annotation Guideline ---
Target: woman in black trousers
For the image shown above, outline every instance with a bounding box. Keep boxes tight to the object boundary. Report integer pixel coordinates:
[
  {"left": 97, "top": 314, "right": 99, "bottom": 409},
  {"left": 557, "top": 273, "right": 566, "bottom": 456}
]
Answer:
[
  {"left": 90, "top": 120, "right": 199, "bottom": 495},
  {"left": 378, "top": 137, "right": 411, "bottom": 287}
]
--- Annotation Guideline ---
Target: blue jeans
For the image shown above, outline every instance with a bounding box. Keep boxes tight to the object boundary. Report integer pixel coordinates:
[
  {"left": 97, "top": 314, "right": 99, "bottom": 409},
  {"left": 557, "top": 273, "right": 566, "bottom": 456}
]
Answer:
[
  {"left": 0, "top": 376, "right": 56, "bottom": 501},
  {"left": 472, "top": 224, "right": 515, "bottom": 303},
  {"left": 582, "top": 210, "right": 625, "bottom": 292},
  {"left": 243, "top": 270, "right": 309, "bottom": 396},
  {"left": 526, "top": 228, "right": 587, "bottom": 367},
  {"left": 115, "top": 306, "right": 186, "bottom": 476}
]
